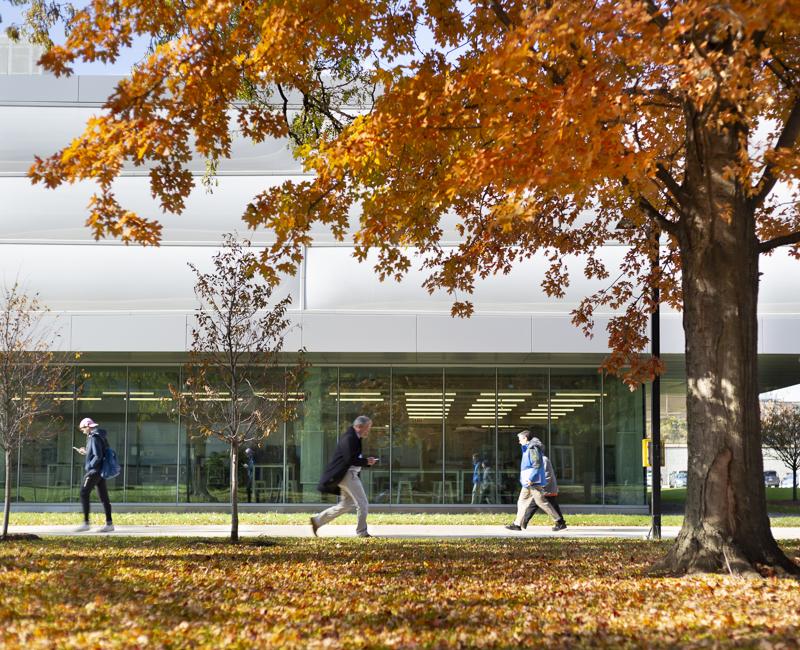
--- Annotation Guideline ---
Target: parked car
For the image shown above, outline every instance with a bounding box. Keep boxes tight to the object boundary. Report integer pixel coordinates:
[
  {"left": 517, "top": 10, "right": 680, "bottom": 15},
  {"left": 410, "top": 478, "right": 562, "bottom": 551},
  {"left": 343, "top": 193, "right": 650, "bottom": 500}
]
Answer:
[
  {"left": 764, "top": 470, "right": 780, "bottom": 488},
  {"left": 669, "top": 470, "right": 688, "bottom": 488},
  {"left": 781, "top": 472, "right": 799, "bottom": 488}
]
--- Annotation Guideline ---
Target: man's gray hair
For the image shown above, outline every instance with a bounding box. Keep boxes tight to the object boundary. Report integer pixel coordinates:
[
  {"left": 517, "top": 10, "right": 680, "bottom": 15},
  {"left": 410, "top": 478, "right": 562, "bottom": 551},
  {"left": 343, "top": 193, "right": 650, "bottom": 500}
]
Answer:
[{"left": 353, "top": 415, "right": 372, "bottom": 427}]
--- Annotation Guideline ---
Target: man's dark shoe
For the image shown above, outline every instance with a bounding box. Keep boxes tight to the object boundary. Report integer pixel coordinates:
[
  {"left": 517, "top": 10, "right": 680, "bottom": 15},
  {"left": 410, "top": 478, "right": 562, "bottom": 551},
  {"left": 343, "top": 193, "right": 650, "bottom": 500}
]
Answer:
[
  {"left": 504, "top": 524, "right": 522, "bottom": 531},
  {"left": 358, "top": 533, "right": 373, "bottom": 538},
  {"left": 552, "top": 520, "right": 567, "bottom": 532},
  {"left": 310, "top": 516, "right": 319, "bottom": 537}
]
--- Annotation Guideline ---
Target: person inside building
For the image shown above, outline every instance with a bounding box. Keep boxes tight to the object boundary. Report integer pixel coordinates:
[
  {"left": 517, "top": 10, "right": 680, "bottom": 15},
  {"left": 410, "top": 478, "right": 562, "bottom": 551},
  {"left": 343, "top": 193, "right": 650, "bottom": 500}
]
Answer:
[
  {"left": 243, "top": 447, "right": 256, "bottom": 503},
  {"left": 470, "top": 453, "right": 483, "bottom": 504}
]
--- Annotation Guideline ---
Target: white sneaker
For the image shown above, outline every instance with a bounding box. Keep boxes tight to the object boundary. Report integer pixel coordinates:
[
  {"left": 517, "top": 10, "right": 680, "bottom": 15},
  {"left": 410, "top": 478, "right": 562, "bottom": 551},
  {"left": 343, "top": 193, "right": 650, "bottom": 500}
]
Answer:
[
  {"left": 74, "top": 522, "right": 91, "bottom": 532},
  {"left": 96, "top": 523, "right": 115, "bottom": 533}
]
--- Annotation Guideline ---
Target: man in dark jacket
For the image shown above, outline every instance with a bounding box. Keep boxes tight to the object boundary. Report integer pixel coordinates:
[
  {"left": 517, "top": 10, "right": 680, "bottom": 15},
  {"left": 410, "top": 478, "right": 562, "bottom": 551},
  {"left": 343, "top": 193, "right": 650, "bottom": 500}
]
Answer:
[
  {"left": 73, "top": 417, "right": 114, "bottom": 532},
  {"left": 311, "top": 415, "right": 377, "bottom": 537}
]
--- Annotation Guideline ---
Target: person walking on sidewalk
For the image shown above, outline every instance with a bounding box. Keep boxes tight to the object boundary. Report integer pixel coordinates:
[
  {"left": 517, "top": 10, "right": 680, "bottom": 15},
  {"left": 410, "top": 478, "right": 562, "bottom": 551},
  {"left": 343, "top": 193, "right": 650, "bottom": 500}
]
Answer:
[
  {"left": 311, "top": 416, "right": 378, "bottom": 538},
  {"left": 505, "top": 431, "right": 566, "bottom": 532},
  {"left": 521, "top": 449, "right": 567, "bottom": 531},
  {"left": 73, "top": 418, "right": 114, "bottom": 533}
]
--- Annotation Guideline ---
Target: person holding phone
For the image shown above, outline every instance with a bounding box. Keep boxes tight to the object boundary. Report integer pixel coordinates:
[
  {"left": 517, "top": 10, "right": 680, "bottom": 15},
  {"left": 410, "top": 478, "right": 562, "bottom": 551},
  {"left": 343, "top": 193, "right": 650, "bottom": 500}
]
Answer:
[
  {"left": 73, "top": 417, "right": 114, "bottom": 533},
  {"left": 311, "top": 415, "right": 378, "bottom": 538}
]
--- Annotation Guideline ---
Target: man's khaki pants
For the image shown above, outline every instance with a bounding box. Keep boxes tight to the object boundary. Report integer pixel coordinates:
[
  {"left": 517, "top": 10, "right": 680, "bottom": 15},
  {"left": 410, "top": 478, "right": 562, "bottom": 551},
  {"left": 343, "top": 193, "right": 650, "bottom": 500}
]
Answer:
[
  {"left": 513, "top": 485, "right": 560, "bottom": 525},
  {"left": 312, "top": 468, "right": 369, "bottom": 536}
]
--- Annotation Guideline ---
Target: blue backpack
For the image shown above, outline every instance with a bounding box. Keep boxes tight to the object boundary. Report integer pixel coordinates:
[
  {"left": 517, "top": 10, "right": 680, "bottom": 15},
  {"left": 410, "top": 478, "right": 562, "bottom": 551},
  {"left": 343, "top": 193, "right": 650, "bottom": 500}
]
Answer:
[{"left": 101, "top": 442, "right": 121, "bottom": 480}]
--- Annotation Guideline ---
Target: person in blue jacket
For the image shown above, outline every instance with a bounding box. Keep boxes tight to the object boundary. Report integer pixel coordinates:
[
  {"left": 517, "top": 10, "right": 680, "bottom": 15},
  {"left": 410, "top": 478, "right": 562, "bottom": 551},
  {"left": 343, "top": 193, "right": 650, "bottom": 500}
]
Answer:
[
  {"left": 470, "top": 453, "right": 483, "bottom": 504},
  {"left": 505, "top": 431, "right": 564, "bottom": 532},
  {"left": 73, "top": 417, "right": 114, "bottom": 533}
]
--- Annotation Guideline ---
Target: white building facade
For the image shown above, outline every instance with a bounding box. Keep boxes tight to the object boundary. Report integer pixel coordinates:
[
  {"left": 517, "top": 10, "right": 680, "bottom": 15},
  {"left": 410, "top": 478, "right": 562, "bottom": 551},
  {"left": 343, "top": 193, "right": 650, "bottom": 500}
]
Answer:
[{"left": 2, "top": 74, "right": 799, "bottom": 510}]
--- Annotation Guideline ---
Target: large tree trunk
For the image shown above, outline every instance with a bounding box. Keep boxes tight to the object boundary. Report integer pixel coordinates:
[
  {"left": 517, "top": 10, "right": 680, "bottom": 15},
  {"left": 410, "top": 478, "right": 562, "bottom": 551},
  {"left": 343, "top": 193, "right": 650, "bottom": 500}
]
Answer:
[
  {"left": 2, "top": 448, "right": 11, "bottom": 539},
  {"left": 230, "top": 443, "right": 239, "bottom": 543},
  {"left": 654, "top": 116, "right": 799, "bottom": 576}
]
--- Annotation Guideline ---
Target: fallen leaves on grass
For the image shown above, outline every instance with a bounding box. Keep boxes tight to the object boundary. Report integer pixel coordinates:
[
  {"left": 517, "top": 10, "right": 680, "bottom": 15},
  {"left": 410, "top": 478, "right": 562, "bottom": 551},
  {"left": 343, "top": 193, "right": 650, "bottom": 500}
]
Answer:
[{"left": 1, "top": 538, "right": 799, "bottom": 648}]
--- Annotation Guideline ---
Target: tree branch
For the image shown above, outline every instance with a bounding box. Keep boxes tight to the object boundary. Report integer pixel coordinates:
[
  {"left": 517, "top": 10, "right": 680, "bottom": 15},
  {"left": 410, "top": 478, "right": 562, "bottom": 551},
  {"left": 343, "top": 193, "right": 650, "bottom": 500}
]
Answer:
[
  {"left": 643, "top": 0, "right": 670, "bottom": 30},
  {"left": 655, "top": 163, "right": 689, "bottom": 206},
  {"left": 759, "top": 230, "right": 800, "bottom": 253},
  {"left": 490, "top": 0, "right": 513, "bottom": 30},
  {"left": 751, "top": 98, "right": 800, "bottom": 210},
  {"left": 638, "top": 194, "right": 680, "bottom": 237}
]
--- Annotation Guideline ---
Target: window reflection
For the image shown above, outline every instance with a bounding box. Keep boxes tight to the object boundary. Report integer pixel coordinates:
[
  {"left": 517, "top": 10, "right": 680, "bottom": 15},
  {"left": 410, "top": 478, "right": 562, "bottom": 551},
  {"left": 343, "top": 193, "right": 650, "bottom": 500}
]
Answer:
[
  {"left": 74, "top": 367, "right": 126, "bottom": 501},
  {"left": 18, "top": 371, "right": 74, "bottom": 503},
  {"left": 497, "top": 369, "right": 549, "bottom": 504},
  {"left": 337, "top": 368, "right": 390, "bottom": 502},
  {"left": 286, "top": 367, "right": 337, "bottom": 503},
  {"left": 12, "top": 363, "right": 644, "bottom": 506},
  {"left": 391, "top": 368, "right": 444, "bottom": 504},
  {"left": 126, "top": 368, "right": 179, "bottom": 503},
  {"left": 444, "top": 369, "right": 496, "bottom": 504},
  {"left": 550, "top": 370, "right": 603, "bottom": 504},
  {"left": 237, "top": 369, "right": 287, "bottom": 504},
  {"left": 604, "top": 378, "right": 644, "bottom": 504}
]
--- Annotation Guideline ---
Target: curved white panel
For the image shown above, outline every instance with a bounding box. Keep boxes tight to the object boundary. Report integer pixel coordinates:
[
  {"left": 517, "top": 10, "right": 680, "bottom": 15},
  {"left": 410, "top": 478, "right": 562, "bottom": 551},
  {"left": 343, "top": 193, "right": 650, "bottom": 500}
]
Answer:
[
  {"left": 305, "top": 246, "right": 632, "bottom": 314},
  {"left": 0, "top": 243, "right": 299, "bottom": 311},
  {"left": 0, "top": 175, "right": 330, "bottom": 243},
  {"left": 305, "top": 246, "right": 800, "bottom": 316},
  {"left": 0, "top": 105, "right": 302, "bottom": 174}
]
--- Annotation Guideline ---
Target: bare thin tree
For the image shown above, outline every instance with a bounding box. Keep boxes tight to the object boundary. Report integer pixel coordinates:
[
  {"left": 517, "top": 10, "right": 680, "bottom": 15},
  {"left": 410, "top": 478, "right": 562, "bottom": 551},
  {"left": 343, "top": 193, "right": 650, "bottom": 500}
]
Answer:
[
  {"left": 0, "top": 284, "right": 70, "bottom": 539},
  {"left": 172, "top": 235, "right": 305, "bottom": 542},
  {"left": 762, "top": 401, "right": 800, "bottom": 503}
]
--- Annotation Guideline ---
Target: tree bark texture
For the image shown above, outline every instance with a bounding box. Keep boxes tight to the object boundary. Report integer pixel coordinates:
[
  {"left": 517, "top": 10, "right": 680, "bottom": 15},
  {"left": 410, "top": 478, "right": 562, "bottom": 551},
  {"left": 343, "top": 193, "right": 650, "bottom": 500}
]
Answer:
[
  {"left": 654, "top": 116, "right": 799, "bottom": 575},
  {"left": 230, "top": 443, "right": 239, "bottom": 543}
]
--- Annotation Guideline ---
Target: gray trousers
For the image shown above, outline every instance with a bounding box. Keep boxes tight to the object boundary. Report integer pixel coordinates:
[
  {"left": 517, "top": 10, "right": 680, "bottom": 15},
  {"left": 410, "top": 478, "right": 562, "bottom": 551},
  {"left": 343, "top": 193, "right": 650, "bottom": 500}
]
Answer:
[
  {"left": 313, "top": 468, "right": 369, "bottom": 535},
  {"left": 513, "top": 485, "right": 560, "bottom": 525}
]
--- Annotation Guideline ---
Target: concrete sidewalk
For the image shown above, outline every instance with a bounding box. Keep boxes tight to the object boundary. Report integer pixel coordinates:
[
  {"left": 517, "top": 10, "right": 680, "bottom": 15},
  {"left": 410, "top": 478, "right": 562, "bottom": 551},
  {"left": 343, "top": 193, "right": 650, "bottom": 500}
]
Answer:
[{"left": 8, "top": 524, "right": 800, "bottom": 539}]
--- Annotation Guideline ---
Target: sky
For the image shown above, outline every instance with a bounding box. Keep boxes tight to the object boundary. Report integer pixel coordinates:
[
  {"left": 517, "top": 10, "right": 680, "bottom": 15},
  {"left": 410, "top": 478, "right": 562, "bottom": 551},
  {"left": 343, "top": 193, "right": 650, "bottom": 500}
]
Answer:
[{"left": 1, "top": 0, "right": 149, "bottom": 74}]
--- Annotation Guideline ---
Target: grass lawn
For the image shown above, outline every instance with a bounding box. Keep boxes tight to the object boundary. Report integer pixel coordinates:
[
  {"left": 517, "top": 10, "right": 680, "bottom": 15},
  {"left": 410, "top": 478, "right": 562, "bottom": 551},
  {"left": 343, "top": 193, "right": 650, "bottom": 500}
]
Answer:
[
  {"left": 8, "top": 511, "right": 800, "bottom": 527},
  {"left": 1, "top": 537, "right": 799, "bottom": 648}
]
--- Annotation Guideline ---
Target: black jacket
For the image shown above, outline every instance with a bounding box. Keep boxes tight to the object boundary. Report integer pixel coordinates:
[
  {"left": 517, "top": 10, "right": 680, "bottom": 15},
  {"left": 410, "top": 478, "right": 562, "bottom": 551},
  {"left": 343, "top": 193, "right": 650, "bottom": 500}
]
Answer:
[
  {"left": 84, "top": 429, "right": 108, "bottom": 475},
  {"left": 317, "top": 427, "right": 370, "bottom": 495}
]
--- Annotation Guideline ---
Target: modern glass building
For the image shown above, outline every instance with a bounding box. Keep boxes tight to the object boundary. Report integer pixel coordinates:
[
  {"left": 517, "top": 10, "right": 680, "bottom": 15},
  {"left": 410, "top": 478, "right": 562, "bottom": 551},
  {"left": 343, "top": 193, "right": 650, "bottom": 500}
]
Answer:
[
  {"left": 2, "top": 72, "right": 799, "bottom": 510},
  {"left": 4, "top": 363, "right": 643, "bottom": 507}
]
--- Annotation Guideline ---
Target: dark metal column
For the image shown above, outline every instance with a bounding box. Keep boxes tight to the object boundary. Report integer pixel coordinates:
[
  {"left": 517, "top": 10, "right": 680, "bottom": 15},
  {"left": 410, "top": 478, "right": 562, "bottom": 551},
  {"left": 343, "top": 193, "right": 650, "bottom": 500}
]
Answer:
[{"left": 651, "top": 249, "right": 662, "bottom": 540}]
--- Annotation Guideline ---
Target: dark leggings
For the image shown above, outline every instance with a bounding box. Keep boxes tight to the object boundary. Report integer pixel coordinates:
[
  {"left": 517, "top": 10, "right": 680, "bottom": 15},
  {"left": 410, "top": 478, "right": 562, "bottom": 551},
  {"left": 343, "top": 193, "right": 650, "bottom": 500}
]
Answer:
[
  {"left": 80, "top": 473, "right": 113, "bottom": 524},
  {"left": 522, "top": 495, "right": 563, "bottom": 528}
]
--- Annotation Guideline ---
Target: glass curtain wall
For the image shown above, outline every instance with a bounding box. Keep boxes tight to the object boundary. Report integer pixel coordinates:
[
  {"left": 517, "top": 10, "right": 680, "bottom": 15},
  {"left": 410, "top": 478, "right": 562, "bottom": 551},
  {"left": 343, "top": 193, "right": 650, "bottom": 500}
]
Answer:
[
  {"left": 286, "top": 366, "right": 338, "bottom": 503},
  {"left": 444, "top": 369, "right": 496, "bottom": 505},
  {"left": 239, "top": 369, "right": 290, "bottom": 505},
  {"left": 126, "top": 367, "right": 180, "bottom": 503},
  {"left": 13, "top": 363, "right": 645, "bottom": 505},
  {"left": 497, "top": 368, "right": 549, "bottom": 504},
  {"left": 337, "top": 367, "right": 391, "bottom": 502},
  {"left": 74, "top": 366, "right": 126, "bottom": 502},
  {"left": 18, "top": 371, "right": 75, "bottom": 503},
  {"left": 549, "top": 369, "right": 603, "bottom": 504},
  {"left": 391, "top": 368, "right": 445, "bottom": 504}
]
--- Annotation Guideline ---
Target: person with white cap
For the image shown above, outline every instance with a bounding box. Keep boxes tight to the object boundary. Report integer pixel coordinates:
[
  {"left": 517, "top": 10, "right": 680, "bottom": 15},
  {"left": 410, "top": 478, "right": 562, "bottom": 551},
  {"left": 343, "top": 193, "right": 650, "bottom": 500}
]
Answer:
[{"left": 73, "top": 417, "right": 114, "bottom": 532}]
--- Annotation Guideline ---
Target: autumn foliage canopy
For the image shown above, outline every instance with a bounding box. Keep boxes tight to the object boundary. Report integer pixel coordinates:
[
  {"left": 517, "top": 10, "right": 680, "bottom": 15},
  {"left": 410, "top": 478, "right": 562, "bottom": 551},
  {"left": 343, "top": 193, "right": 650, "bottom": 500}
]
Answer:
[{"left": 25, "top": 0, "right": 800, "bottom": 384}]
